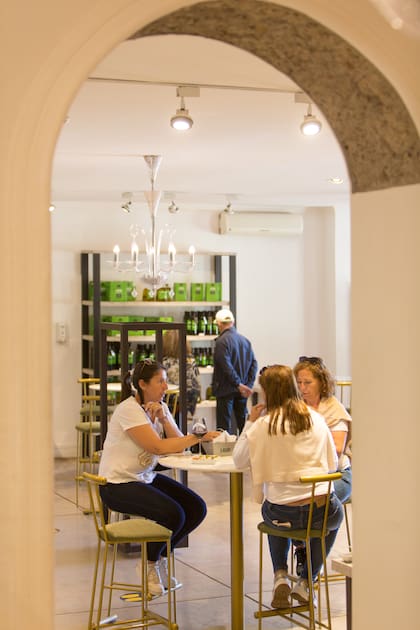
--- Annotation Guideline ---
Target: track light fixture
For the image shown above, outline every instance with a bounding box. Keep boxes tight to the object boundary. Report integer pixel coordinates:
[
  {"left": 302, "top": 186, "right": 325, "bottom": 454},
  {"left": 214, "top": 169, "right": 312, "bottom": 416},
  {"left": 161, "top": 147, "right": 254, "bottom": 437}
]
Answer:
[
  {"left": 170, "top": 86, "right": 200, "bottom": 131},
  {"left": 168, "top": 200, "right": 180, "bottom": 214},
  {"left": 121, "top": 192, "right": 133, "bottom": 213},
  {"left": 294, "top": 92, "right": 322, "bottom": 136},
  {"left": 223, "top": 202, "right": 234, "bottom": 215},
  {"left": 170, "top": 96, "right": 193, "bottom": 130},
  {"left": 300, "top": 103, "right": 322, "bottom": 136}
]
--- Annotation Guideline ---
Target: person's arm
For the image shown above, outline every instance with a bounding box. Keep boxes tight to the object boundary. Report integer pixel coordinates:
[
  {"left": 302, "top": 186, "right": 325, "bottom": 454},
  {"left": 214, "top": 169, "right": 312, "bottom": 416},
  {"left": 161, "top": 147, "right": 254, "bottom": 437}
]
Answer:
[
  {"left": 232, "top": 403, "right": 265, "bottom": 468},
  {"left": 130, "top": 401, "right": 219, "bottom": 453},
  {"left": 245, "top": 351, "right": 258, "bottom": 390},
  {"left": 127, "top": 423, "right": 199, "bottom": 454},
  {"left": 326, "top": 426, "right": 339, "bottom": 473},
  {"left": 330, "top": 428, "right": 348, "bottom": 457}
]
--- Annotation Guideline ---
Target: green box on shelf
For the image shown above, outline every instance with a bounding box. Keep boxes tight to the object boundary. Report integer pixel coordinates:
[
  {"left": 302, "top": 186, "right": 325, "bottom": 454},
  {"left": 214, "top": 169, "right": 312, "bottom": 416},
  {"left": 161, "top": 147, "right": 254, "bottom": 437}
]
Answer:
[
  {"left": 107, "top": 281, "right": 126, "bottom": 301},
  {"left": 101, "top": 315, "right": 119, "bottom": 337},
  {"left": 159, "top": 316, "right": 174, "bottom": 323},
  {"left": 110, "top": 315, "right": 130, "bottom": 323},
  {"left": 128, "top": 315, "right": 145, "bottom": 336},
  {"left": 173, "top": 282, "right": 188, "bottom": 301},
  {"left": 205, "top": 282, "right": 222, "bottom": 301},
  {"left": 124, "top": 281, "right": 137, "bottom": 301},
  {"left": 88, "top": 281, "right": 108, "bottom": 301},
  {"left": 191, "top": 283, "right": 205, "bottom": 301}
]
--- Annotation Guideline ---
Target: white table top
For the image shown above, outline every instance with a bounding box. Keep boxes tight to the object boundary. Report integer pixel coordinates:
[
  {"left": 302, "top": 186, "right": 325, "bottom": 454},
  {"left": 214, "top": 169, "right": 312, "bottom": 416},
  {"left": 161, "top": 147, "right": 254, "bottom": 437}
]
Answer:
[
  {"left": 89, "top": 382, "right": 179, "bottom": 392},
  {"left": 331, "top": 558, "right": 353, "bottom": 578},
  {"left": 159, "top": 453, "right": 246, "bottom": 474}
]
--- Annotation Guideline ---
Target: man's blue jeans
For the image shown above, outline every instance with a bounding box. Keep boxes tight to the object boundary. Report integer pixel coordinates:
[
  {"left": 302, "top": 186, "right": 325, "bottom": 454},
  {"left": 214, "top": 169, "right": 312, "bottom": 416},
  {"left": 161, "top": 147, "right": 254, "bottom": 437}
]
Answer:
[
  {"left": 262, "top": 494, "right": 344, "bottom": 580},
  {"left": 216, "top": 393, "right": 248, "bottom": 433}
]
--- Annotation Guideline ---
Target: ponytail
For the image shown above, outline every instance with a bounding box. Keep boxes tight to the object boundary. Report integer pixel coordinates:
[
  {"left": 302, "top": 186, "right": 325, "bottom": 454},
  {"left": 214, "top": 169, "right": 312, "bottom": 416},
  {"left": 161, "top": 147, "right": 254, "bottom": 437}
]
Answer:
[{"left": 121, "top": 371, "right": 134, "bottom": 402}]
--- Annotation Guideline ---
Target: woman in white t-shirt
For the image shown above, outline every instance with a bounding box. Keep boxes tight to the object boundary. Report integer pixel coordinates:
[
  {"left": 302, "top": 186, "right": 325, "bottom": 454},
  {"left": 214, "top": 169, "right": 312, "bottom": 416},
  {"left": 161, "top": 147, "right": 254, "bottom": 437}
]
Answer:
[
  {"left": 233, "top": 365, "right": 343, "bottom": 609},
  {"left": 99, "top": 359, "right": 219, "bottom": 597}
]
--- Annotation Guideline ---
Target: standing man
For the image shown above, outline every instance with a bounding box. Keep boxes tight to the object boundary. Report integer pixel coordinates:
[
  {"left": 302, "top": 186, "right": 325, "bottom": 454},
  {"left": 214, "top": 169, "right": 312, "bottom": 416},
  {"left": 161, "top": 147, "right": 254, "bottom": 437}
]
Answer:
[{"left": 212, "top": 309, "right": 258, "bottom": 434}]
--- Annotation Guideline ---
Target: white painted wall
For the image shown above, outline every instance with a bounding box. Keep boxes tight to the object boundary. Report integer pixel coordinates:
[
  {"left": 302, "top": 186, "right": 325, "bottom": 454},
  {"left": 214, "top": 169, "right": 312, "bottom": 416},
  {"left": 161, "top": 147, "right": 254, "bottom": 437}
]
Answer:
[{"left": 51, "top": 200, "right": 351, "bottom": 455}]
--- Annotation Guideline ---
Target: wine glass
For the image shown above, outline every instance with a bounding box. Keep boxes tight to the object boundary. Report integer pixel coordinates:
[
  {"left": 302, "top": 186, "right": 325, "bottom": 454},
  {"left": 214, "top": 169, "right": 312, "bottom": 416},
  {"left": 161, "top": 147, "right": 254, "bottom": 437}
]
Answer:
[{"left": 191, "top": 417, "right": 207, "bottom": 455}]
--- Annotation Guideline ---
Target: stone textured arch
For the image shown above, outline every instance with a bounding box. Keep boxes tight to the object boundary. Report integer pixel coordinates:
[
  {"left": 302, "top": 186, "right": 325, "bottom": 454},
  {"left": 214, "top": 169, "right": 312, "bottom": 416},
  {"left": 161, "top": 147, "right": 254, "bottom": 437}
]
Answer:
[{"left": 133, "top": 0, "right": 420, "bottom": 193}]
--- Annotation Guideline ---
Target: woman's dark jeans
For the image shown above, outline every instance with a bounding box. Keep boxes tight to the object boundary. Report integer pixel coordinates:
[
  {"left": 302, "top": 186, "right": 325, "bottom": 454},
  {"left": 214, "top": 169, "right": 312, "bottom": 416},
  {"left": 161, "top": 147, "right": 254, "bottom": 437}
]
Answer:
[
  {"left": 262, "top": 493, "right": 344, "bottom": 580},
  {"left": 100, "top": 473, "right": 207, "bottom": 561}
]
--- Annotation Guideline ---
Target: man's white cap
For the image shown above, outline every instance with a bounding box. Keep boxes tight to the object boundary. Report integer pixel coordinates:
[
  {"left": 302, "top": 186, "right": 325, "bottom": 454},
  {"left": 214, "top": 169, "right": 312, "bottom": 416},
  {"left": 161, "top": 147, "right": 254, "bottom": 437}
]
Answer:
[{"left": 215, "top": 308, "right": 235, "bottom": 323}]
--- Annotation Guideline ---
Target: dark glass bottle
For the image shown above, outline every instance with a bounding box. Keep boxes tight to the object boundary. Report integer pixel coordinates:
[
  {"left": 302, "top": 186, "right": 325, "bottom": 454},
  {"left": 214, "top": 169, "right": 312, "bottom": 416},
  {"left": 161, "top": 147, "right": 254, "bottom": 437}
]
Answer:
[
  {"left": 212, "top": 310, "right": 219, "bottom": 335},
  {"left": 198, "top": 311, "right": 207, "bottom": 335},
  {"left": 107, "top": 343, "right": 117, "bottom": 371},
  {"left": 191, "top": 313, "right": 198, "bottom": 335},
  {"left": 128, "top": 346, "right": 135, "bottom": 369},
  {"left": 207, "top": 311, "right": 213, "bottom": 335}
]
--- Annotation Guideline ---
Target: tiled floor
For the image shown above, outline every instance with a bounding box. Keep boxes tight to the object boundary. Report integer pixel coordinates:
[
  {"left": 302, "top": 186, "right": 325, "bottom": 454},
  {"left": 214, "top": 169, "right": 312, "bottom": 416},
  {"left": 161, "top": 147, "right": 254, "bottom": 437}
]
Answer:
[{"left": 55, "top": 459, "right": 349, "bottom": 629}]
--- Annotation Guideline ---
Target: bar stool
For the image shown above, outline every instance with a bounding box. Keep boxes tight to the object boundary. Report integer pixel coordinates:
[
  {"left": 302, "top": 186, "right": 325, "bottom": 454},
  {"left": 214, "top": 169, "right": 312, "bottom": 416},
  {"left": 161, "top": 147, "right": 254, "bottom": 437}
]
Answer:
[
  {"left": 164, "top": 389, "right": 179, "bottom": 417},
  {"left": 335, "top": 380, "right": 352, "bottom": 414},
  {"left": 316, "top": 496, "right": 352, "bottom": 622},
  {"left": 255, "top": 472, "right": 342, "bottom": 630},
  {"left": 75, "top": 378, "right": 101, "bottom": 507},
  {"left": 82, "top": 472, "right": 178, "bottom": 630}
]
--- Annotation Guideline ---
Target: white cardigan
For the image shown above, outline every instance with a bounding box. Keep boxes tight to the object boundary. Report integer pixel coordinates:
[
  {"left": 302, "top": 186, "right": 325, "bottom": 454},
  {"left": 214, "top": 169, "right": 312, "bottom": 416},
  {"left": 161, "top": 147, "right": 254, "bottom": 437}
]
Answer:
[{"left": 233, "top": 408, "right": 338, "bottom": 504}]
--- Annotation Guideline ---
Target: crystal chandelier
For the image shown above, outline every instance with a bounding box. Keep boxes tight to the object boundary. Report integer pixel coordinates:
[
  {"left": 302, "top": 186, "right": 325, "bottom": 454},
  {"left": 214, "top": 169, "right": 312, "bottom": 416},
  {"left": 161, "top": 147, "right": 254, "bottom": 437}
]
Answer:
[{"left": 111, "top": 155, "right": 195, "bottom": 292}]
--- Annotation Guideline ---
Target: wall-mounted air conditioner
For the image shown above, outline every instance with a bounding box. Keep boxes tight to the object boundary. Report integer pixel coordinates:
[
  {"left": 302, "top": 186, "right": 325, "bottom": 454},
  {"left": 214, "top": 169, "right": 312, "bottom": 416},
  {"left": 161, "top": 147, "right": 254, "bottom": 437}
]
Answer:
[{"left": 219, "top": 212, "right": 303, "bottom": 235}]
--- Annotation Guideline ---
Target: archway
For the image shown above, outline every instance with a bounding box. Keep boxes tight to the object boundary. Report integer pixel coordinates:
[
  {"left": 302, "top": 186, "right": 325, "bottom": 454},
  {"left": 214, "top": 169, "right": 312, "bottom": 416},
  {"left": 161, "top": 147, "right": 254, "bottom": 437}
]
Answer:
[{"left": 2, "top": 2, "right": 419, "bottom": 629}]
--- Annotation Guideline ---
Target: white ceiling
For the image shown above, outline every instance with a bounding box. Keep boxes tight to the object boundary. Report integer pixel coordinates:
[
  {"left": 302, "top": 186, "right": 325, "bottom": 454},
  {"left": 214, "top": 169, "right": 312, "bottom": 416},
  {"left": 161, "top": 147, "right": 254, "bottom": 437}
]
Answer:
[{"left": 52, "top": 35, "right": 350, "bottom": 213}]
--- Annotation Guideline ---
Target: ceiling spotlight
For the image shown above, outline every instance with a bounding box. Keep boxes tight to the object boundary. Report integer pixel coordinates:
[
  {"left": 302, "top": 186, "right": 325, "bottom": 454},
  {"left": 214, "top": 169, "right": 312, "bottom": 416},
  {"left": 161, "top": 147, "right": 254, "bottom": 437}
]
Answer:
[
  {"left": 121, "top": 192, "right": 133, "bottom": 213},
  {"left": 49, "top": 204, "right": 56, "bottom": 213},
  {"left": 170, "top": 86, "right": 200, "bottom": 131},
  {"left": 300, "top": 103, "right": 322, "bottom": 136},
  {"left": 328, "top": 177, "right": 344, "bottom": 185},
  {"left": 168, "top": 200, "right": 180, "bottom": 214},
  {"left": 170, "top": 96, "right": 193, "bottom": 131}
]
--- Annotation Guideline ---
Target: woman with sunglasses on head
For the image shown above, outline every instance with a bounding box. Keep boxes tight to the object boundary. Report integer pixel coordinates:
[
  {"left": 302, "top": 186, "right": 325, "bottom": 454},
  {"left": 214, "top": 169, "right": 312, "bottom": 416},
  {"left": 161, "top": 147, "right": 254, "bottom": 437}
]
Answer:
[
  {"left": 232, "top": 365, "right": 343, "bottom": 609},
  {"left": 293, "top": 356, "right": 352, "bottom": 505},
  {"left": 292, "top": 357, "right": 352, "bottom": 579},
  {"left": 98, "top": 359, "right": 219, "bottom": 597}
]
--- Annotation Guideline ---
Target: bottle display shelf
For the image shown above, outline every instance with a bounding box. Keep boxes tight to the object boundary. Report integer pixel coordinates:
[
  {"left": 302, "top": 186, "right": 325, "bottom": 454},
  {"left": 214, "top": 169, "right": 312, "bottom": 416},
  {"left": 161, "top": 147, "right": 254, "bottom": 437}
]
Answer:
[
  {"left": 82, "top": 334, "right": 218, "bottom": 343},
  {"left": 82, "top": 300, "right": 229, "bottom": 308}
]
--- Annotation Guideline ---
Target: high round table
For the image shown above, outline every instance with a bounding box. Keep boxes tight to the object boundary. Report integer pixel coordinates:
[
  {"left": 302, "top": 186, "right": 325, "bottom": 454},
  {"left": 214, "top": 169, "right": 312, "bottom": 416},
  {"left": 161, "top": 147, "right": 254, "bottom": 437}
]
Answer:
[{"left": 159, "top": 453, "right": 247, "bottom": 630}]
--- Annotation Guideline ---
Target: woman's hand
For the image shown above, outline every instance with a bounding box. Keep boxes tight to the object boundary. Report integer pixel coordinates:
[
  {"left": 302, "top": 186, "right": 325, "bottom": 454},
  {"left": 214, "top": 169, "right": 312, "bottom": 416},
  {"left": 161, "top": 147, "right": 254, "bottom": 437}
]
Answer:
[
  {"left": 200, "top": 431, "right": 222, "bottom": 442},
  {"left": 143, "top": 401, "right": 166, "bottom": 423},
  {"left": 249, "top": 403, "right": 266, "bottom": 422}
]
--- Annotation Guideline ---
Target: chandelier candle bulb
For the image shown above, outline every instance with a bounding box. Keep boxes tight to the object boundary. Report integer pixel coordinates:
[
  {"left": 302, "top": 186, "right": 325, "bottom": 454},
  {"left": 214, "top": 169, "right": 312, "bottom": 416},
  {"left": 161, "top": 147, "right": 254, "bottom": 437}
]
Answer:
[
  {"left": 168, "top": 243, "right": 176, "bottom": 265},
  {"left": 131, "top": 242, "right": 139, "bottom": 264},
  {"left": 113, "top": 245, "right": 120, "bottom": 266},
  {"left": 189, "top": 245, "right": 196, "bottom": 266}
]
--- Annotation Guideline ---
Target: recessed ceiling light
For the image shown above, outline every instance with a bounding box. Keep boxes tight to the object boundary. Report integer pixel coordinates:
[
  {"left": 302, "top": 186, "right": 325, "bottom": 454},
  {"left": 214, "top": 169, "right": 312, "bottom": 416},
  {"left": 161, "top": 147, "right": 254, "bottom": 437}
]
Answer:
[{"left": 328, "top": 177, "right": 344, "bottom": 185}]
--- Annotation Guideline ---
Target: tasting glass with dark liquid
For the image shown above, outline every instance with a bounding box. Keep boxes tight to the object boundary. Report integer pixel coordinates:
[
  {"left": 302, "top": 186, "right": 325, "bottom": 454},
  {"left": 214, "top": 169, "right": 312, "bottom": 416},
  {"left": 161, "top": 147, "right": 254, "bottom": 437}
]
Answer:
[{"left": 191, "top": 417, "right": 207, "bottom": 455}]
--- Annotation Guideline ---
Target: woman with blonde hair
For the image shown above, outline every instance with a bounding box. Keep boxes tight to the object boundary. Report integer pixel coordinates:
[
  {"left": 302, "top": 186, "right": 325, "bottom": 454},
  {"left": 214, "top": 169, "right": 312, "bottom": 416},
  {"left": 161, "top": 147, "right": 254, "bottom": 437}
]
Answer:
[
  {"left": 293, "top": 356, "right": 352, "bottom": 504},
  {"left": 233, "top": 365, "right": 343, "bottom": 609}
]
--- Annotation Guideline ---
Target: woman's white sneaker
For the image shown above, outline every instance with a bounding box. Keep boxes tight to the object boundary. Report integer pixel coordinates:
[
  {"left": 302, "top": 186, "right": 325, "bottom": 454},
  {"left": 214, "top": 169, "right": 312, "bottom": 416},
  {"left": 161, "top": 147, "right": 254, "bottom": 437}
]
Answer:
[
  {"left": 158, "top": 557, "right": 182, "bottom": 591},
  {"left": 271, "top": 570, "right": 291, "bottom": 608},
  {"left": 291, "top": 578, "right": 318, "bottom": 608},
  {"left": 135, "top": 561, "right": 165, "bottom": 597}
]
